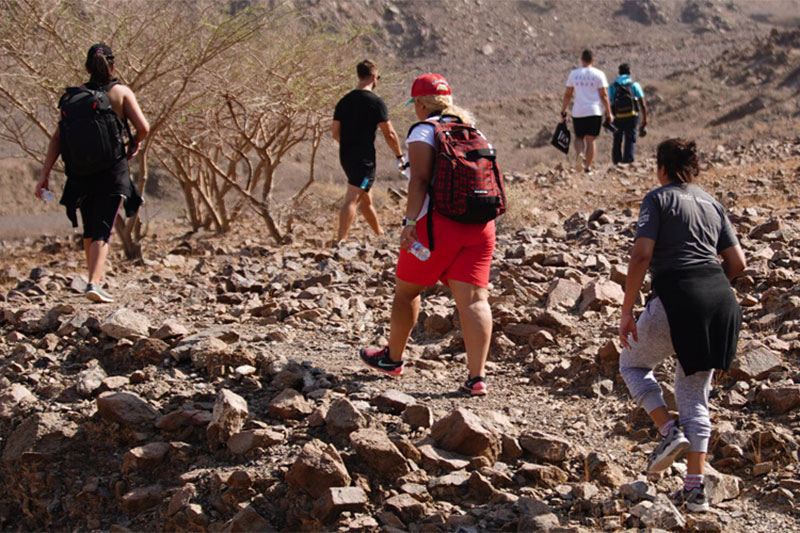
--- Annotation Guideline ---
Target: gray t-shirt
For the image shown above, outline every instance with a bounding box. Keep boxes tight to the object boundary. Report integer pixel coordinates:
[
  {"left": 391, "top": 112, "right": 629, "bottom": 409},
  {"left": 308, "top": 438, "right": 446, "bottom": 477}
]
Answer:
[{"left": 635, "top": 182, "right": 738, "bottom": 277}]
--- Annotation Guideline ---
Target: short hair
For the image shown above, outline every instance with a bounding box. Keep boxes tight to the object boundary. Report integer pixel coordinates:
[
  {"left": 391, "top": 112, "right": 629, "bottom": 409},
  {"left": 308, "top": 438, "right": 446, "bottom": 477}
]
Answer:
[
  {"left": 356, "top": 60, "right": 377, "bottom": 80},
  {"left": 619, "top": 63, "right": 631, "bottom": 75},
  {"left": 581, "top": 49, "right": 593, "bottom": 63}
]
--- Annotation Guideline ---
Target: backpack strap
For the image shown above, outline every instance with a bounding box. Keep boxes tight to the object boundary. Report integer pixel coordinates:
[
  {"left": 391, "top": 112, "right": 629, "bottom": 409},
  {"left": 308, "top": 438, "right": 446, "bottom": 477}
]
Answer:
[{"left": 101, "top": 81, "right": 134, "bottom": 145}]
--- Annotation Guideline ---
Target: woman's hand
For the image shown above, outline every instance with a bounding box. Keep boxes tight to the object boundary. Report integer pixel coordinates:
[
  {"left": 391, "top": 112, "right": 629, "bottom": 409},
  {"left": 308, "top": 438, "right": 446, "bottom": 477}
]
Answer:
[
  {"left": 619, "top": 311, "right": 637, "bottom": 350},
  {"left": 35, "top": 173, "right": 49, "bottom": 199},
  {"left": 400, "top": 224, "right": 418, "bottom": 251}
]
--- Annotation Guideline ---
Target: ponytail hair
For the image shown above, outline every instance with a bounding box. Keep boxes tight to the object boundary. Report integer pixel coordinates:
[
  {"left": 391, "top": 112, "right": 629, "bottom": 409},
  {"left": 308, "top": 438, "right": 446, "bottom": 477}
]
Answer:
[
  {"left": 657, "top": 138, "right": 700, "bottom": 184},
  {"left": 416, "top": 94, "right": 475, "bottom": 126},
  {"left": 85, "top": 43, "right": 115, "bottom": 85}
]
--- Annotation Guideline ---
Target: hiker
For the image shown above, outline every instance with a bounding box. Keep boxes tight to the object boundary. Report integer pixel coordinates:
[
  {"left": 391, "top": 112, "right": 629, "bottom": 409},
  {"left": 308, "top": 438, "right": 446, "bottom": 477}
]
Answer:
[
  {"left": 360, "top": 73, "right": 504, "bottom": 396},
  {"left": 618, "top": 139, "right": 746, "bottom": 512},
  {"left": 560, "top": 49, "right": 613, "bottom": 174},
  {"left": 332, "top": 59, "right": 404, "bottom": 244},
  {"left": 35, "top": 43, "right": 149, "bottom": 303},
  {"left": 609, "top": 63, "right": 648, "bottom": 164}
]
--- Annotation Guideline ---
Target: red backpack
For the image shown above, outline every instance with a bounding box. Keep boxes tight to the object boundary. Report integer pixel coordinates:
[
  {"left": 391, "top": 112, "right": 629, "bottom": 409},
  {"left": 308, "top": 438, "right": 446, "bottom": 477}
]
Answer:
[{"left": 413, "top": 115, "right": 506, "bottom": 250}]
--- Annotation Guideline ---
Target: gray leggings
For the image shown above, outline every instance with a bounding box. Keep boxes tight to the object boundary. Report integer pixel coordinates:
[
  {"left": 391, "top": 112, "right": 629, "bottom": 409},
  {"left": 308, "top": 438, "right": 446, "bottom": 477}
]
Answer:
[{"left": 619, "top": 297, "right": 713, "bottom": 453}]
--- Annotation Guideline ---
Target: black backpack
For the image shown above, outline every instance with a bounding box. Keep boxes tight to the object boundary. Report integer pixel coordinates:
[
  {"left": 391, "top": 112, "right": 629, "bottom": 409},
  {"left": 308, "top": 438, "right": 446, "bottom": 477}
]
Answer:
[
  {"left": 611, "top": 82, "right": 638, "bottom": 117},
  {"left": 58, "top": 81, "right": 130, "bottom": 176}
]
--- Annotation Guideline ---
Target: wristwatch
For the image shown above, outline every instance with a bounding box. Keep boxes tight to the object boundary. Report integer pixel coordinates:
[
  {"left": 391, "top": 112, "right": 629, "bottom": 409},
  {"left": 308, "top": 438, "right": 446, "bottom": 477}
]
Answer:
[{"left": 401, "top": 217, "right": 416, "bottom": 227}]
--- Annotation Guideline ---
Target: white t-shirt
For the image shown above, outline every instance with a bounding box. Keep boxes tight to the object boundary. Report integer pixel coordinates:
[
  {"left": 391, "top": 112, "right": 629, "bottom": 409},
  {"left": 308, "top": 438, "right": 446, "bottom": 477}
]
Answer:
[
  {"left": 566, "top": 66, "right": 608, "bottom": 118},
  {"left": 405, "top": 120, "right": 440, "bottom": 221}
]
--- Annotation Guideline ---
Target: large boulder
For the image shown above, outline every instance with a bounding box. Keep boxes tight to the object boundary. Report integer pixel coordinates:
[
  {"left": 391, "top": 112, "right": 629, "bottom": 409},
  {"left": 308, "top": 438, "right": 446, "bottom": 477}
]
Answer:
[
  {"left": 286, "top": 439, "right": 351, "bottom": 498},
  {"left": 430, "top": 407, "right": 501, "bottom": 463}
]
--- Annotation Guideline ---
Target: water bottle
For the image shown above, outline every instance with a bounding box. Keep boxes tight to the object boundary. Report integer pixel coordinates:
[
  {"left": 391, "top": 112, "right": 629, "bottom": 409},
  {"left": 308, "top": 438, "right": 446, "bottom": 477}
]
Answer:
[
  {"left": 40, "top": 189, "right": 55, "bottom": 202},
  {"left": 409, "top": 241, "right": 430, "bottom": 261},
  {"left": 397, "top": 155, "right": 410, "bottom": 179}
]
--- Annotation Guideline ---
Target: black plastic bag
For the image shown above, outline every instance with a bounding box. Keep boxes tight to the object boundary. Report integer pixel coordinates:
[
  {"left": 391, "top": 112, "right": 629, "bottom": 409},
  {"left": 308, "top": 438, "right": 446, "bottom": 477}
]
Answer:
[{"left": 551, "top": 121, "right": 570, "bottom": 154}]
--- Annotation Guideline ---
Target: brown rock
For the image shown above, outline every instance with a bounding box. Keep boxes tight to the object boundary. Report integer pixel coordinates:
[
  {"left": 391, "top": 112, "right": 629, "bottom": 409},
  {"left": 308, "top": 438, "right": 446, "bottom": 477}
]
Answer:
[
  {"left": 312, "top": 486, "right": 368, "bottom": 521},
  {"left": 350, "top": 428, "right": 411, "bottom": 478},
  {"left": 500, "top": 434, "right": 523, "bottom": 462},
  {"left": 227, "top": 428, "right": 285, "bottom": 455},
  {"left": 757, "top": 385, "right": 800, "bottom": 414},
  {"left": 100, "top": 308, "right": 151, "bottom": 340},
  {"left": 207, "top": 389, "right": 249, "bottom": 450},
  {"left": 120, "top": 485, "right": 163, "bottom": 515},
  {"left": 417, "top": 444, "right": 471, "bottom": 472},
  {"left": 519, "top": 431, "right": 572, "bottom": 463},
  {"left": 384, "top": 493, "right": 426, "bottom": 523},
  {"left": 97, "top": 392, "right": 159, "bottom": 426},
  {"left": 402, "top": 404, "right": 434, "bottom": 429},
  {"left": 517, "top": 497, "right": 560, "bottom": 532},
  {"left": 268, "top": 388, "right": 313, "bottom": 419},
  {"left": 2, "top": 412, "right": 78, "bottom": 462},
  {"left": 227, "top": 505, "right": 271, "bottom": 532},
  {"left": 729, "top": 343, "right": 783, "bottom": 380},
  {"left": 545, "top": 278, "right": 582, "bottom": 310},
  {"left": 578, "top": 279, "right": 624, "bottom": 313},
  {"left": 584, "top": 451, "right": 626, "bottom": 488},
  {"left": 325, "top": 398, "right": 367, "bottom": 437},
  {"left": 131, "top": 338, "right": 169, "bottom": 363},
  {"left": 286, "top": 439, "right": 351, "bottom": 498},
  {"left": 430, "top": 407, "right": 501, "bottom": 463},
  {"left": 122, "top": 442, "right": 170, "bottom": 473},
  {"left": 517, "top": 463, "right": 569, "bottom": 488},
  {"left": 373, "top": 389, "right": 416, "bottom": 414},
  {"left": 152, "top": 320, "right": 189, "bottom": 340},
  {"left": 166, "top": 484, "right": 196, "bottom": 516}
]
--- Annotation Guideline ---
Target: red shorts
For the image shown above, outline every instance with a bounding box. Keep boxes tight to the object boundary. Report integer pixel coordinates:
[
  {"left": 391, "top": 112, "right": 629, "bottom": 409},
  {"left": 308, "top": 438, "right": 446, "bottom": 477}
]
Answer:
[{"left": 396, "top": 211, "right": 495, "bottom": 288}]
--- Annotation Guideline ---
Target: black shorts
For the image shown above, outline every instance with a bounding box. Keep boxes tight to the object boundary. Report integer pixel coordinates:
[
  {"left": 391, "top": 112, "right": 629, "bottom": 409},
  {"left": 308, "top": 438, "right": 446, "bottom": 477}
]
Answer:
[
  {"left": 343, "top": 164, "right": 376, "bottom": 192},
  {"left": 573, "top": 116, "right": 602, "bottom": 138},
  {"left": 80, "top": 194, "right": 124, "bottom": 242}
]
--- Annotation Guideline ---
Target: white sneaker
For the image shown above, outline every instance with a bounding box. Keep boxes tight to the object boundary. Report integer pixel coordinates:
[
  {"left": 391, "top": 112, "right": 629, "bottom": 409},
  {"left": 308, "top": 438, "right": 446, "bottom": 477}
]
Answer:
[
  {"left": 648, "top": 425, "right": 690, "bottom": 473},
  {"left": 86, "top": 283, "right": 114, "bottom": 303},
  {"left": 576, "top": 152, "right": 585, "bottom": 171}
]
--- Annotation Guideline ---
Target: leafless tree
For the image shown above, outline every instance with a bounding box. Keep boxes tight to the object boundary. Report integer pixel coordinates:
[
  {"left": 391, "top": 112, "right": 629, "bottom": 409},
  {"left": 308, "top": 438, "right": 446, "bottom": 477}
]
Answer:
[{"left": 0, "top": 0, "right": 358, "bottom": 254}]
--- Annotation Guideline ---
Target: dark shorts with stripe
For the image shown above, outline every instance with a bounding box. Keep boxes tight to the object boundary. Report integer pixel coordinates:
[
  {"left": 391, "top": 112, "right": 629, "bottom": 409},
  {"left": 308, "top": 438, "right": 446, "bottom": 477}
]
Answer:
[
  {"left": 343, "top": 163, "right": 377, "bottom": 192},
  {"left": 573, "top": 115, "right": 602, "bottom": 138}
]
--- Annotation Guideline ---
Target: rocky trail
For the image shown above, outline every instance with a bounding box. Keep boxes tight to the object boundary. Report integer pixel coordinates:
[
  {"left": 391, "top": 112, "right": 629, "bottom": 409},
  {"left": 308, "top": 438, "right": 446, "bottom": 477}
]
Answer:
[{"left": 1, "top": 139, "right": 799, "bottom": 531}]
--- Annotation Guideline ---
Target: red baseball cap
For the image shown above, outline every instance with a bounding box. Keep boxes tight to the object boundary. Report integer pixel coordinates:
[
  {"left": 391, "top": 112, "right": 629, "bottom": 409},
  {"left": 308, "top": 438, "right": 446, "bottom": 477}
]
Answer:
[{"left": 404, "top": 73, "right": 451, "bottom": 105}]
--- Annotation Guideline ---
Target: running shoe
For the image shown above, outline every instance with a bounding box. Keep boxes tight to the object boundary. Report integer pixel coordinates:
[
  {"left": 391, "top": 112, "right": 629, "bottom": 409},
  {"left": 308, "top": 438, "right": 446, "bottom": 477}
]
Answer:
[
  {"left": 462, "top": 376, "right": 487, "bottom": 396},
  {"left": 576, "top": 152, "right": 585, "bottom": 171},
  {"left": 359, "top": 346, "right": 403, "bottom": 377},
  {"left": 86, "top": 283, "right": 114, "bottom": 303},
  {"left": 584, "top": 167, "right": 593, "bottom": 175},
  {"left": 671, "top": 484, "right": 710, "bottom": 513},
  {"left": 648, "top": 424, "right": 690, "bottom": 473}
]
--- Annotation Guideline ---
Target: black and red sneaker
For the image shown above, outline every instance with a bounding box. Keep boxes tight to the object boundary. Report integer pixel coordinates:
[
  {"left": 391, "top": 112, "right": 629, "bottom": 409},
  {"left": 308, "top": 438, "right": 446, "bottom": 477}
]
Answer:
[
  {"left": 462, "top": 376, "right": 488, "bottom": 396},
  {"left": 359, "top": 346, "right": 404, "bottom": 377}
]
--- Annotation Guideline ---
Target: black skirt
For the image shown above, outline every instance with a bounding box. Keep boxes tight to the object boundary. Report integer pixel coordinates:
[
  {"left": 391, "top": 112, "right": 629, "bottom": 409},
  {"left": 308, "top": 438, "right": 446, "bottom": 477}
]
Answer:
[{"left": 653, "top": 264, "right": 742, "bottom": 376}]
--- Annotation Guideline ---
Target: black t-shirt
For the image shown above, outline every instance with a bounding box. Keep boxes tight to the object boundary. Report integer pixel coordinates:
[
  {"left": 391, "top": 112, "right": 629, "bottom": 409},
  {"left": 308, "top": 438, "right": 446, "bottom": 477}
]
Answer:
[{"left": 333, "top": 90, "right": 389, "bottom": 169}]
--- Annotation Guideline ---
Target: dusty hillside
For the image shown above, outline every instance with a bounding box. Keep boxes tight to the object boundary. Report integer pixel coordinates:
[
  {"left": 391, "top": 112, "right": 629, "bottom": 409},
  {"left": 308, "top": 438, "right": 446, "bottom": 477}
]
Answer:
[{"left": 1, "top": 1, "right": 800, "bottom": 531}]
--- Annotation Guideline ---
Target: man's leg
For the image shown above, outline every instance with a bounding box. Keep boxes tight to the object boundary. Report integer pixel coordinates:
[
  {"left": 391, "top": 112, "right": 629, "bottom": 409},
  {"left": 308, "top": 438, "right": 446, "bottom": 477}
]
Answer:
[
  {"left": 449, "top": 280, "right": 492, "bottom": 379},
  {"left": 612, "top": 130, "right": 623, "bottom": 164},
  {"left": 584, "top": 135, "right": 596, "bottom": 170},
  {"left": 359, "top": 190, "right": 384, "bottom": 236},
  {"left": 387, "top": 278, "right": 425, "bottom": 362},
  {"left": 574, "top": 135, "right": 585, "bottom": 159},
  {"left": 623, "top": 118, "right": 639, "bottom": 163},
  {"left": 88, "top": 240, "right": 110, "bottom": 285},
  {"left": 337, "top": 184, "right": 363, "bottom": 242}
]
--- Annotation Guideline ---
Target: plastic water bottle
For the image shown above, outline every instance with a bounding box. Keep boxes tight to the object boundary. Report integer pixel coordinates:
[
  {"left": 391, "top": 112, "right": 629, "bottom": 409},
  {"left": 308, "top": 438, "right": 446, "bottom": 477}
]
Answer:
[
  {"left": 40, "top": 189, "right": 55, "bottom": 202},
  {"left": 397, "top": 156, "right": 410, "bottom": 179},
  {"left": 409, "top": 241, "right": 430, "bottom": 261}
]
